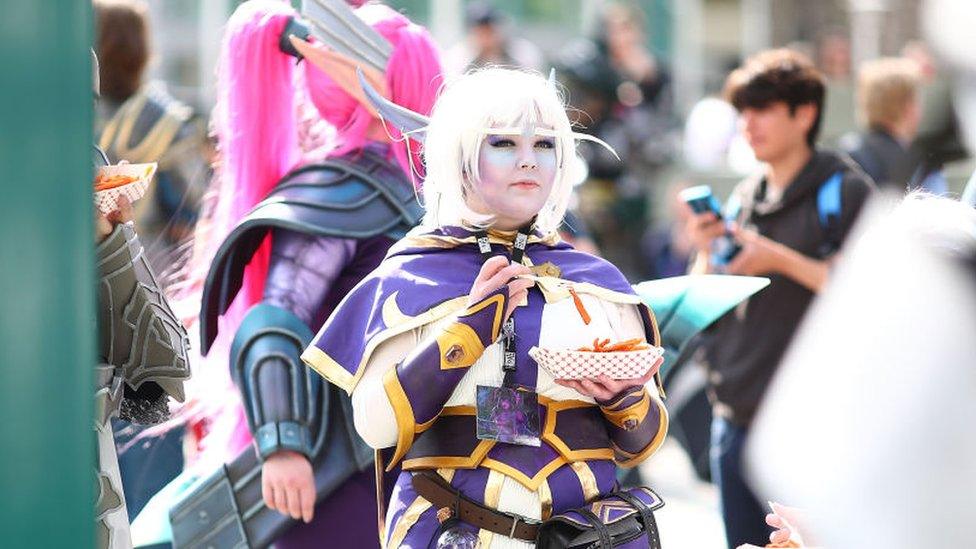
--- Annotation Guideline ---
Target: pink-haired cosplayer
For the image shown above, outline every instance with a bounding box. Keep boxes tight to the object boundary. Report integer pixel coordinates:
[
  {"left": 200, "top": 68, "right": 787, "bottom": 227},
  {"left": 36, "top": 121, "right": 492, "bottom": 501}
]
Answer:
[{"left": 174, "top": 1, "right": 442, "bottom": 547}]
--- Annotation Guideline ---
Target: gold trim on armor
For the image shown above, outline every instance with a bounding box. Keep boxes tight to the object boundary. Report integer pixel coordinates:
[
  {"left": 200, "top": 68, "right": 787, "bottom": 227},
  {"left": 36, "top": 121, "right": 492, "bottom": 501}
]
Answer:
[
  {"left": 437, "top": 322, "right": 485, "bottom": 370},
  {"left": 600, "top": 389, "right": 651, "bottom": 430},
  {"left": 387, "top": 469, "right": 456, "bottom": 549},
  {"left": 415, "top": 405, "right": 476, "bottom": 434},
  {"left": 402, "top": 398, "right": 617, "bottom": 481},
  {"left": 383, "top": 369, "right": 417, "bottom": 470},
  {"left": 613, "top": 394, "right": 670, "bottom": 469},
  {"left": 570, "top": 461, "right": 601, "bottom": 502},
  {"left": 302, "top": 345, "right": 356, "bottom": 393},
  {"left": 540, "top": 399, "right": 616, "bottom": 462},
  {"left": 478, "top": 470, "right": 506, "bottom": 547},
  {"left": 459, "top": 291, "right": 507, "bottom": 342},
  {"left": 601, "top": 386, "right": 645, "bottom": 411},
  {"left": 301, "top": 296, "right": 469, "bottom": 395},
  {"left": 401, "top": 439, "right": 496, "bottom": 470},
  {"left": 480, "top": 456, "right": 567, "bottom": 492},
  {"left": 538, "top": 479, "right": 554, "bottom": 520}
]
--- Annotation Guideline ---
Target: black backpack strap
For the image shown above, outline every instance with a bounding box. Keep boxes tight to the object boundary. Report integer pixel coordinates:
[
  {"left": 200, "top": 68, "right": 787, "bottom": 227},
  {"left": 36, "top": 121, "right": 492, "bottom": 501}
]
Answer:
[
  {"left": 816, "top": 171, "right": 844, "bottom": 257},
  {"left": 614, "top": 490, "right": 662, "bottom": 549}
]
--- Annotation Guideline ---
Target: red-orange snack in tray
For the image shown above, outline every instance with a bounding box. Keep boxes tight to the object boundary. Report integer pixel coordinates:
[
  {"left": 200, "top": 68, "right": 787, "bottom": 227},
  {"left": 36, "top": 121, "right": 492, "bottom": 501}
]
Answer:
[
  {"left": 568, "top": 287, "right": 591, "bottom": 325},
  {"left": 766, "top": 541, "right": 800, "bottom": 548},
  {"left": 576, "top": 337, "right": 651, "bottom": 352},
  {"left": 94, "top": 174, "right": 139, "bottom": 192}
]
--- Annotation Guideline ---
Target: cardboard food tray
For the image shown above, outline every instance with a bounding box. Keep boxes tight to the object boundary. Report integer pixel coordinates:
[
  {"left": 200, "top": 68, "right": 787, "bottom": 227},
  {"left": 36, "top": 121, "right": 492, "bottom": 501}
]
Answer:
[
  {"left": 529, "top": 346, "right": 664, "bottom": 380},
  {"left": 94, "top": 162, "right": 157, "bottom": 214}
]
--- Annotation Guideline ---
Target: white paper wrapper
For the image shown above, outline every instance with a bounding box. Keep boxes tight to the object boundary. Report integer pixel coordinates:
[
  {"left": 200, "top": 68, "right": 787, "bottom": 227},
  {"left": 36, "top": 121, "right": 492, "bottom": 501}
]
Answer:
[
  {"left": 94, "top": 162, "right": 157, "bottom": 214},
  {"left": 529, "top": 346, "right": 664, "bottom": 380}
]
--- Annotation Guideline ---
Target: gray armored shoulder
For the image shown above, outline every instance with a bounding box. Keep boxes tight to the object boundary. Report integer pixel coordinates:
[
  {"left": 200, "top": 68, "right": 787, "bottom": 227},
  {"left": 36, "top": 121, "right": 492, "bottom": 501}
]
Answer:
[
  {"left": 251, "top": 153, "right": 422, "bottom": 240},
  {"left": 200, "top": 151, "right": 422, "bottom": 353},
  {"left": 96, "top": 224, "right": 191, "bottom": 406}
]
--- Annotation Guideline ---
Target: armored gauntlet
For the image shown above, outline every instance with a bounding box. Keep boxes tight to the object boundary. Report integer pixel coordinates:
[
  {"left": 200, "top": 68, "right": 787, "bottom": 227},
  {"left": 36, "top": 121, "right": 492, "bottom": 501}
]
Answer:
[
  {"left": 96, "top": 223, "right": 190, "bottom": 424},
  {"left": 382, "top": 286, "right": 509, "bottom": 467}
]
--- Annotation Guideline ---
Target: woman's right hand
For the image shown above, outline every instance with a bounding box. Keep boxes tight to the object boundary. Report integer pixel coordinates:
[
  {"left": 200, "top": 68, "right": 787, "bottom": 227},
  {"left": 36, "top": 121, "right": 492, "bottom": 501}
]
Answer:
[
  {"left": 468, "top": 255, "right": 534, "bottom": 321},
  {"left": 262, "top": 450, "right": 315, "bottom": 523},
  {"left": 765, "top": 502, "right": 811, "bottom": 547}
]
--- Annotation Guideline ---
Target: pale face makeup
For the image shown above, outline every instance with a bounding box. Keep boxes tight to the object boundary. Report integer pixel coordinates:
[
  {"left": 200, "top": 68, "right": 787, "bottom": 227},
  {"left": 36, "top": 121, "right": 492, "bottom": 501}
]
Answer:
[{"left": 466, "top": 124, "right": 559, "bottom": 230}]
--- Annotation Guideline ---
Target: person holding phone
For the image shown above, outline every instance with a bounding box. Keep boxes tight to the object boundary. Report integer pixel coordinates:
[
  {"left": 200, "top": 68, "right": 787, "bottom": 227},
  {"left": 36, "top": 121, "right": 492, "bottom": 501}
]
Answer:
[{"left": 683, "top": 49, "right": 873, "bottom": 549}]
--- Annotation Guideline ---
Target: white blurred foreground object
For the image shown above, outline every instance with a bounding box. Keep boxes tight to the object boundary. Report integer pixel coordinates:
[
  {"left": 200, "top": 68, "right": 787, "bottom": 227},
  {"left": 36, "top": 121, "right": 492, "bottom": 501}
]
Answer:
[
  {"left": 923, "top": 0, "right": 976, "bottom": 151},
  {"left": 746, "top": 193, "right": 976, "bottom": 549}
]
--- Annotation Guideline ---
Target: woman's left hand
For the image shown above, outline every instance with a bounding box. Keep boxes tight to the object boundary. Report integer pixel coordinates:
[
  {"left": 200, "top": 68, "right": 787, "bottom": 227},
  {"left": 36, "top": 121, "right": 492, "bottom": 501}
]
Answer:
[
  {"left": 94, "top": 196, "right": 135, "bottom": 243},
  {"left": 554, "top": 355, "right": 663, "bottom": 402}
]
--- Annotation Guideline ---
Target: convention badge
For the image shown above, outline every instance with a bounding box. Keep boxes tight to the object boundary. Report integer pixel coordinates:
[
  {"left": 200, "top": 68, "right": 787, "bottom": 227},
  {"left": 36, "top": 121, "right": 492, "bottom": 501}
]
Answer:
[{"left": 475, "top": 385, "right": 541, "bottom": 447}]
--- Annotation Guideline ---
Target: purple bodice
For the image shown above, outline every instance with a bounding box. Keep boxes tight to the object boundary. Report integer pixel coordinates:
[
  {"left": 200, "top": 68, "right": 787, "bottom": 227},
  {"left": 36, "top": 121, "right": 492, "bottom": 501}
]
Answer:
[{"left": 264, "top": 229, "right": 395, "bottom": 329}]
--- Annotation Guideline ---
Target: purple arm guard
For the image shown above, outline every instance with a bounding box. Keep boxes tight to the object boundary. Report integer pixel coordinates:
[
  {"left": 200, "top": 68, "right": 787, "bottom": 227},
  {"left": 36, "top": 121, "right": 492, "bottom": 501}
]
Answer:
[
  {"left": 599, "top": 386, "right": 668, "bottom": 468},
  {"left": 382, "top": 286, "right": 509, "bottom": 468},
  {"left": 240, "top": 230, "right": 356, "bottom": 458}
]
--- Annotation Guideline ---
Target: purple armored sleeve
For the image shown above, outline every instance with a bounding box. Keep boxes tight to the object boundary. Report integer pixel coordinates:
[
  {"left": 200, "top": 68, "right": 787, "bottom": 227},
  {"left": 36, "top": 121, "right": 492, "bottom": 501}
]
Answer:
[
  {"left": 382, "top": 286, "right": 509, "bottom": 468},
  {"left": 263, "top": 230, "right": 357, "bottom": 326},
  {"left": 241, "top": 230, "right": 356, "bottom": 457},
  {"left": 598, "top": 386, "right": 668, "bottom": 468}
]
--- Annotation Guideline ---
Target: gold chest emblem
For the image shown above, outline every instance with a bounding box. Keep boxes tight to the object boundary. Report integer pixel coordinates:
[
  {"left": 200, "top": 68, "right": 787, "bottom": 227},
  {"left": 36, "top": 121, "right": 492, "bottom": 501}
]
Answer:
[{"left": 530, "top": 262, "right": 561, "bottom": 278}]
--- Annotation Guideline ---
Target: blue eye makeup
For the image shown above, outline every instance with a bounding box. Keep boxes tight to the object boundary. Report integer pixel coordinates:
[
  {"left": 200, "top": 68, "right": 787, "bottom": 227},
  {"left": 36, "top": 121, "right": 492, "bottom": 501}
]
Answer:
[{"left": 534, "top": 138, "right": 556, "bottom": 149}]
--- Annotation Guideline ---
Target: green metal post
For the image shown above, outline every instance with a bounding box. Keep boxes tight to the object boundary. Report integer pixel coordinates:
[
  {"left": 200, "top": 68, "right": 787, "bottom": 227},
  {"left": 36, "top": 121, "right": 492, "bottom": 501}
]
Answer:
[{"left": 0, "top": 1, "right": 95, "bottom": 546}]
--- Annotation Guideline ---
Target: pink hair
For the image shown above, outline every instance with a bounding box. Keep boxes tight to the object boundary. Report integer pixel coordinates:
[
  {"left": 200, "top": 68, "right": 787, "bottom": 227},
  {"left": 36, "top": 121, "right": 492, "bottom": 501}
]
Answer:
[
  {"left": 303, "top": 3, "right": 442, "bottom": 178},
  {"left": 213, "top": 1, "right": 442, "bottom": 311},
  {"left": 186, "top": 0, "right": 442, "bottom": 463}
]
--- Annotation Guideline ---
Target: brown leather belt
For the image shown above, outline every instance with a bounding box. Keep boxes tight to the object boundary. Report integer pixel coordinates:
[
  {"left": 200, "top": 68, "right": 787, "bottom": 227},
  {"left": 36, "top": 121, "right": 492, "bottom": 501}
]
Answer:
[{"left": 411, "top": 470, "right": 541, "bottom": 542}]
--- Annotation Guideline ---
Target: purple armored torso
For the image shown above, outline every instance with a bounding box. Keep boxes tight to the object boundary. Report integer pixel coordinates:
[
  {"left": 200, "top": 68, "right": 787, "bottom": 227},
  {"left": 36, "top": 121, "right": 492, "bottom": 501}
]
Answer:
[
  {"left": 264, "top": 231, "right": 393, "bottom": 329},
  {"left": 304, "top": 227, "right": 669, "bottom": 547}
]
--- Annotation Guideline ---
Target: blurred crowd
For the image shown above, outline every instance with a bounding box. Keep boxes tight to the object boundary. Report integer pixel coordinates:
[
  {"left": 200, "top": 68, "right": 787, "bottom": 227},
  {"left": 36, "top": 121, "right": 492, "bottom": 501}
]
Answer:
[
  {"left": 98, "top": 0, "right": 973, "bottom": 283},
  {"left": 91, "top": 1, "right": 976, "bottom": 549}
]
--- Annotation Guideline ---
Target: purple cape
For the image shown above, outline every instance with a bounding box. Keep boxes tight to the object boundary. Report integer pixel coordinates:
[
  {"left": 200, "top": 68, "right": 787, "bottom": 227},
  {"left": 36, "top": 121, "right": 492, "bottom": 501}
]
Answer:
[{"left": 302, "top": 226, "right": 659, "bottom": 394}]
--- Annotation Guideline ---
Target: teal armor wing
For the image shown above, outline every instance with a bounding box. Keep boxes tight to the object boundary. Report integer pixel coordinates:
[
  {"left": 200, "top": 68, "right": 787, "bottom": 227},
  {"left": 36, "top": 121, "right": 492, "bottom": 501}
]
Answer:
[{"left": 633, "top": 275, "right": 770, "bottom": 380}]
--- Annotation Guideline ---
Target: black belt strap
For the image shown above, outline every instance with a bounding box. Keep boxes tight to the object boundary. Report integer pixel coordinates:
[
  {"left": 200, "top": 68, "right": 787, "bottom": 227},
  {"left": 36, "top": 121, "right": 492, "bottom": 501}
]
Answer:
[{"left": 614, "top": 490, "right": 662, "bottom": 549}]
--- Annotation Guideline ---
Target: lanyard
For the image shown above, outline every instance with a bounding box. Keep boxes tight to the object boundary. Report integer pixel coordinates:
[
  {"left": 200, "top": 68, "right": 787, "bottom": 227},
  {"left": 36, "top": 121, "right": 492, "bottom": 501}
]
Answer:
[
  {"left": 474, "top": 225, "right": 532, "bottom": 264},
  {"left": 473, "top": 222, "right": 533, "bottom": 388}
]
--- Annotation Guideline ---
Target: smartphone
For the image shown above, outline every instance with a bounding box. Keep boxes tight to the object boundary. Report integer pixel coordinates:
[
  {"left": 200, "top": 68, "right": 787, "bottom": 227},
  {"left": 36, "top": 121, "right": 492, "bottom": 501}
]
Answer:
[
  {"left": 680, "top": 185, "right": 724, "bottom": 217},
  {"left": 679, "top": 185, "right": 741, "bottom": 266}
]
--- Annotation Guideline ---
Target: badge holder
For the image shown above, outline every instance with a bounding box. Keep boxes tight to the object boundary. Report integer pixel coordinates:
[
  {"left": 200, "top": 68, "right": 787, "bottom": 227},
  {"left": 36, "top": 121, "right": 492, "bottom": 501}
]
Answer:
[{"left": 473, "top": 226, "right": 542, "bottom": 447}]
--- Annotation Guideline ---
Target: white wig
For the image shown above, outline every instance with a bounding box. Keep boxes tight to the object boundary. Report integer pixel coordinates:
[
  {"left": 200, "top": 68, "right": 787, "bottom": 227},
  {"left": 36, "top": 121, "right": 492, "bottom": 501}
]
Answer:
[{"left": 420, "top": 68, "right": 587, "bottom": 234}]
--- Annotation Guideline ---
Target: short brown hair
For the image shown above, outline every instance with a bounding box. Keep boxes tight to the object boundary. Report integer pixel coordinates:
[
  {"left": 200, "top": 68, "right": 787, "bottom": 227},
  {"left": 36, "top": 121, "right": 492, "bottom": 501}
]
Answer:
[
  {"left": 857, "top": 57, "right": 920, "bottom": 131},
  {"left": 94, "top": 0, "right": 150, "bottom": 102},
  {"left": 724, "top": 48, "right": 827, "bottom": 146}
]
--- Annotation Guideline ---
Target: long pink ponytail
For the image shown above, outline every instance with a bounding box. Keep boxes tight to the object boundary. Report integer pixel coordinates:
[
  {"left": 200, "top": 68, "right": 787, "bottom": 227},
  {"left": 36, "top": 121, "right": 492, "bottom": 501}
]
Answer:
[
  {"left": 211, "top": 0, "right": 299, "bottom": 311},
  {"left": 186, "top": 0, "right": 302, "bottom": 460}
]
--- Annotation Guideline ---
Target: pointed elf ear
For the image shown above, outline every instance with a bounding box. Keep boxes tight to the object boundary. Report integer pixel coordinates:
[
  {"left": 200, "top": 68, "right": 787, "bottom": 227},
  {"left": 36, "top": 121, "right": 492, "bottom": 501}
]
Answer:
[
  {"left": 356, "top": 68, "right": 431, "bottom": 143},
  {"left": 289, "top": 35, "right": 389, "bottom": 119}
]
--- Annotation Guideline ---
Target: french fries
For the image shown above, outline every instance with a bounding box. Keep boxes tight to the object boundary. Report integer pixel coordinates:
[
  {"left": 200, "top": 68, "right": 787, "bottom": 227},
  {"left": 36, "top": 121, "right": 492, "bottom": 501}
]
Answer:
[
  {"left": 576, "top": 337, "right": 651, "bottom": 352},
  {"left": 568, "top": 287, "right": 591, "bottom": 325},
  {"left": 94, "top": 174, "right": 140, "bottom": 192}
]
